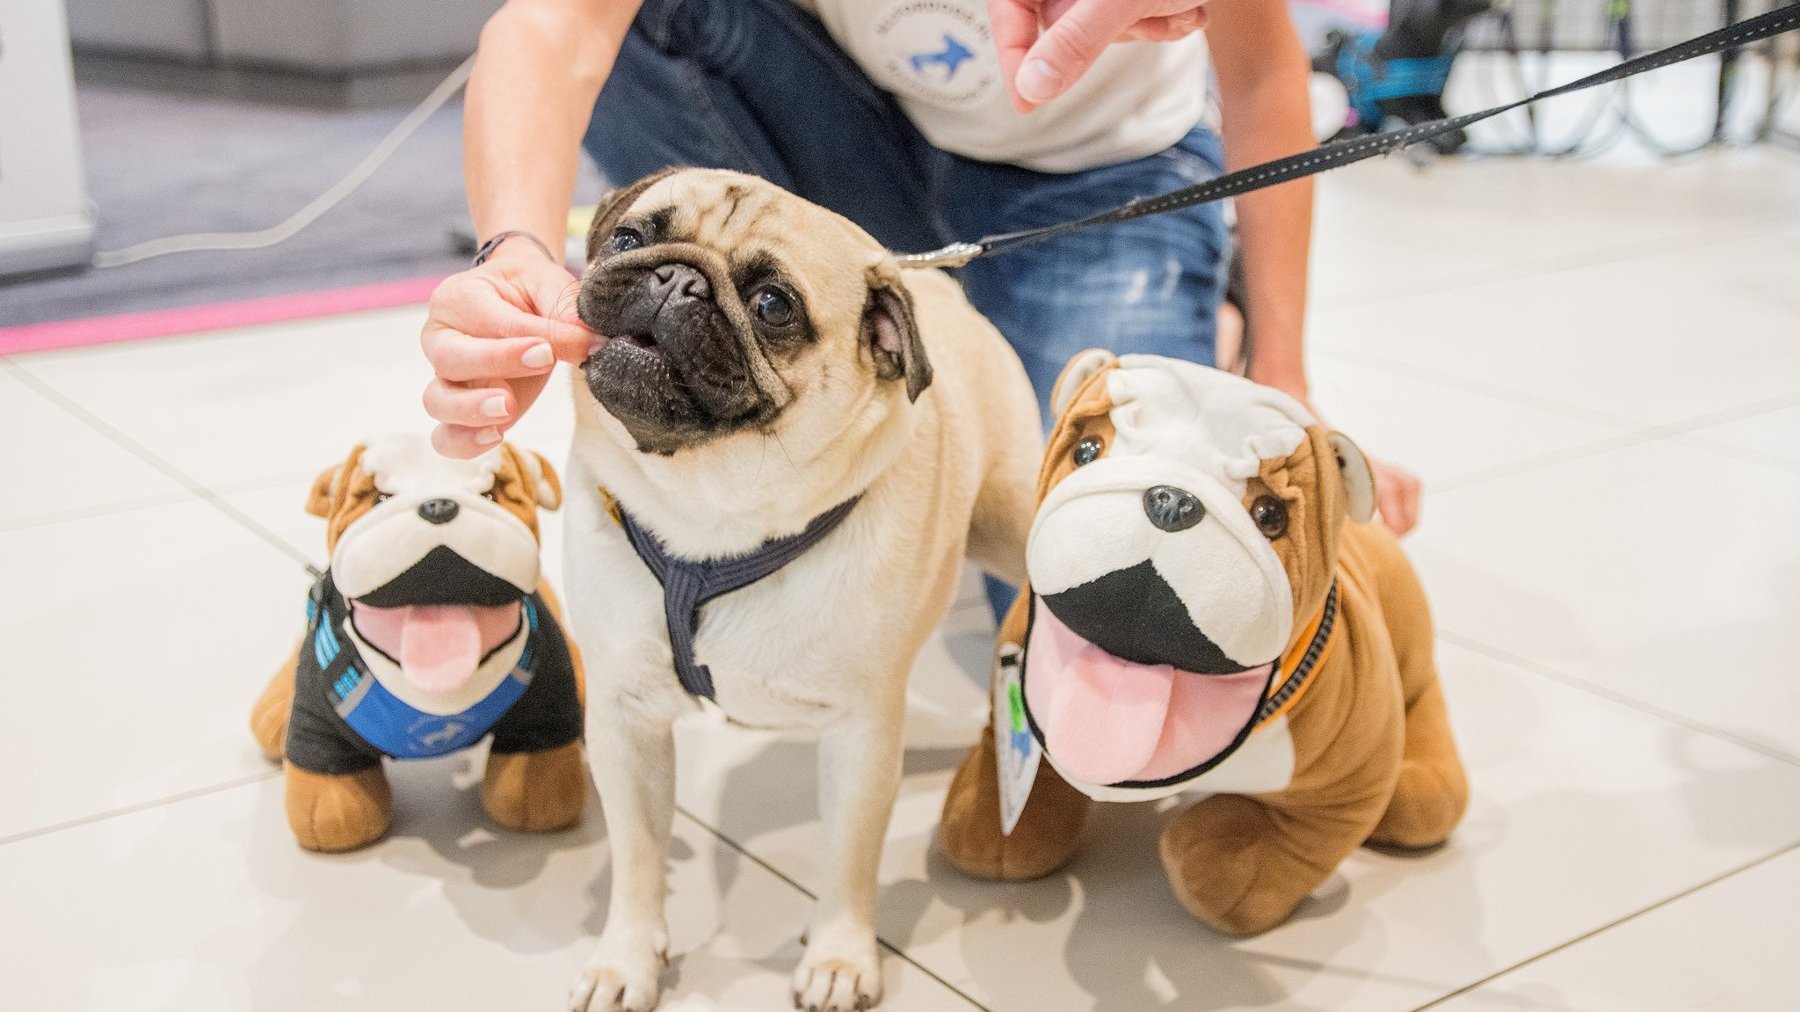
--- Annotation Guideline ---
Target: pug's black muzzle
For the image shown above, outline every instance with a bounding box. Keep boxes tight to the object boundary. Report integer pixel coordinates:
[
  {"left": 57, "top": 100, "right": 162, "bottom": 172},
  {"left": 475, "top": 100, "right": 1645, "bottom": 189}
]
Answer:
[
  {"left": 579, "top": 257, "right": 774, "bottom": 453},
  {"left": 1040, "top": 561, "right": 1253, "bottom": 675}
]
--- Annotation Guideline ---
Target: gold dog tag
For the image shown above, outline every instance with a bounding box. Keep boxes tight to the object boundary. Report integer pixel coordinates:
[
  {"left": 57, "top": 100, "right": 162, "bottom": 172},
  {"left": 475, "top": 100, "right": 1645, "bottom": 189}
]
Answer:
[{"left": 993, "top": 642, "right": 1040, "bottom": 836}]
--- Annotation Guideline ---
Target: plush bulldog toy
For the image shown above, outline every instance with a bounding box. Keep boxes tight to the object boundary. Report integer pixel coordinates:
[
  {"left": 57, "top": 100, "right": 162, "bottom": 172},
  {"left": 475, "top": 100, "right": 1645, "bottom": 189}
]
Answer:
[
  {"left": 938, "top": 352, "right": 1468, "bottom": 935},
  {"left": 250, "top": 434, "right": 587, "bottom": 852}
]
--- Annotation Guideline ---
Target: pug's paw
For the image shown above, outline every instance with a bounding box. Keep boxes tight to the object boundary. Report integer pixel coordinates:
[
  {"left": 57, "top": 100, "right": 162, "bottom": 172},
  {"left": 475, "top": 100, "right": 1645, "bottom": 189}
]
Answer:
[
  {"left": 569, "top": 930, "right": 668, "bottom": 1012},
  {"left": 792, "top": 927, "right": 881, "bottom": 1012}
]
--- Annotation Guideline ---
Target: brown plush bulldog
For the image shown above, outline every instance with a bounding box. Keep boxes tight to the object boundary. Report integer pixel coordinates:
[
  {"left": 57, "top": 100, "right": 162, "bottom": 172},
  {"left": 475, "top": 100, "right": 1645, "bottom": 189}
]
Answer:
[
  {"left": 250, "top": 434, "right": 587, "bottom": 852},
  {"left": 938, "top": 351, "right": 1468, "bottom": 935}
]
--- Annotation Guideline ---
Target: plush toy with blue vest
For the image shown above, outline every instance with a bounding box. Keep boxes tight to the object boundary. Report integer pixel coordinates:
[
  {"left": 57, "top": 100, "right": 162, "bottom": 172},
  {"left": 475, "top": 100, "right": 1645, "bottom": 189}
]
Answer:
[{"left": 250, "top": 434, "right": 586, "bottom": 852}]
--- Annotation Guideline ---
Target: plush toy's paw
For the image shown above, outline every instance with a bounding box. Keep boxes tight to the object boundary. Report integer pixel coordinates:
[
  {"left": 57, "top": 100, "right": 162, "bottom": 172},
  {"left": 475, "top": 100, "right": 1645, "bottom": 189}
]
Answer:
[
  {"left": 284, "top": 764, "right": 391, "bottom": 852},
  {"left": 1159, "top": 794, "right": 1301, "bottom": 936},
  {"left": 937, "top": 727, "right": 1089, "bottom": 881},
  {"left": 569, "top": 930, "right": 668, "bottom": 1012},
  {"left": 483, "top": 741, "right": 587, "bottom": 833},
  {"left": 250, "top": 659, "right": 298, "bottom": 761},
  {"left": 792, "top": 924, "right": 881, "bottom": 1012},
  {"left": 1368, "top": 756, "right": 1467, "bottom": 850}
]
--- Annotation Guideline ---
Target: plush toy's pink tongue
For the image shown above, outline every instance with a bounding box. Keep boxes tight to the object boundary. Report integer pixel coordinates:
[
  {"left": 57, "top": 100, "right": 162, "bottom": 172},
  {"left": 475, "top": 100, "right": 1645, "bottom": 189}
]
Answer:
[
  {"left": 1025, "top": 600, "right": 1272, "bottom": 786},
  {"left": 351, "top": 602, "right": 522, "bottom": 695}
]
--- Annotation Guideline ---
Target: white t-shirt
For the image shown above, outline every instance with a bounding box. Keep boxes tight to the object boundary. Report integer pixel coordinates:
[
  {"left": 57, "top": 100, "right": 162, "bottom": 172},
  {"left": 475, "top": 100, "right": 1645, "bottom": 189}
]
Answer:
[{"left": 797, "top": 0, "right": 1211, "bottom": 173}]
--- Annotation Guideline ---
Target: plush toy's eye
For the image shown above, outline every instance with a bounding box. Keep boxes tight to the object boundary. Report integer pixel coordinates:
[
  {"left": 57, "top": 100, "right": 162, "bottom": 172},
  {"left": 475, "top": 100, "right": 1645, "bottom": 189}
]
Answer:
[
  {"left": 752, "top": 286, "right": 796, "bottom": 327},
  {"left": 1251, "top": 495, "right": 1289, "bottom": 539},
  {"left": 1073, "top": 436, "right": 1104, "bottom": 467},
  {"left": 609, "top": 227, "right": 644, "bottom": 253}
]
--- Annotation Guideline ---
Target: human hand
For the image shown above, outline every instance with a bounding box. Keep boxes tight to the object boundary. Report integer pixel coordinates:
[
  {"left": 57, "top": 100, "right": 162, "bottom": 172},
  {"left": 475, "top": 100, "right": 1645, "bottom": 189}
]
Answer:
[
  {"left": 1368, "top": 455, "right": 1422, "bottom": 537},
  {"left": 420, "top": 240, "right": 592, "bottom": 458},
  {"left": 1274, "top": 380, "right": 1424, "bottom": 538},
  {"left": 990, "top": 0, "right": 1211, "bottom": 111}
]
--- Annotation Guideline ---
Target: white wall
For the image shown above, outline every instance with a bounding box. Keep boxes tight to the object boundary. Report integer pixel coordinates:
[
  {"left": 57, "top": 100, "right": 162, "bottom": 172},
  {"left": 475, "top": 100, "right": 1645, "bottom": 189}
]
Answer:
[{"left": 0, "top": 0, "right": 95, "bottom": 279}]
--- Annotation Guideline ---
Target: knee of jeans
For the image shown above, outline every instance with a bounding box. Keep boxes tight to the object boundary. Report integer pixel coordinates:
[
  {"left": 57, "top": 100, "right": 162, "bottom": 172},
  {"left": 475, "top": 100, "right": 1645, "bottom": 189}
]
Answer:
[
  {"left": 634, "top": 0, "right": 755, "bottom": 68},
  {"left": 968, "top": 252, "right": 1224, "bottom": 410}
]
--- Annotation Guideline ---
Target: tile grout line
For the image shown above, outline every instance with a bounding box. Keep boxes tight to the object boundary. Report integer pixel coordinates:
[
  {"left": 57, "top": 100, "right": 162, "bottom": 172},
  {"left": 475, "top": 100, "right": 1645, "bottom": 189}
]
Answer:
[
  {"left": 1438, "top": 629, "right": 1800, "bottom": 768},
  {"left": 0, "top": 769, "right": 281, "bottom": 848},
  {"left": 0, "top": 469, "right": 330, "bottom": 535},
  {"left": 0, "top": 360, "right": 319, "bottom": 571},
  {"left": 1312, "top": 344, "right": 1641, "bottom": 429},
  {"left": 0, "top": 489, "right": 200, "bottom": 534},
  {"left": 1407, "top": 840, "right": 1800, "bottom": 1011},
  {"left": 1433, "top": 391, "right": 1800, "bottom": 494},
  {"left": 1311, "top": 350, "right": 1800, "bottom": 494},
  {"left": 672, "top": 805, "right": 996, "bottom": 1012},
  {"left": 1430, "top": 431, "right": 1658, "bottom": 495},
  {"left": 1313, "top": 208, "right": 1800, "bottom": 316}
]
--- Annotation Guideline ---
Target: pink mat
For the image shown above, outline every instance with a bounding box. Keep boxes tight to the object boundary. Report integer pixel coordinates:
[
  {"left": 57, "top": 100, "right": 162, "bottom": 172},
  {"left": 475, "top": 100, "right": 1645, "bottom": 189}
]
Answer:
[{"left": 0, "top": 275, "right": 446, "bottom": 357}]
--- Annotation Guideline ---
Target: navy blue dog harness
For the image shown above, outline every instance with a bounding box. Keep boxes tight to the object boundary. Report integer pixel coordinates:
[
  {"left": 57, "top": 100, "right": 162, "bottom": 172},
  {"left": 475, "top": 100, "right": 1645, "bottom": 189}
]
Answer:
[
  {"left": 284, "top": 571, "right": 582, "bottom": 775},
  {"left": 618, "top": 497, "right": 859, "bottom": 700}
]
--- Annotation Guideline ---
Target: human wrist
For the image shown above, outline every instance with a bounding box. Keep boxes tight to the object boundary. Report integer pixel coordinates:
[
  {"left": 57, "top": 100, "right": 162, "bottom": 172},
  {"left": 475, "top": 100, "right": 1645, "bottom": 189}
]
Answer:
[{"left": 473, "top": 229, "right": 560, "bottom": 269}]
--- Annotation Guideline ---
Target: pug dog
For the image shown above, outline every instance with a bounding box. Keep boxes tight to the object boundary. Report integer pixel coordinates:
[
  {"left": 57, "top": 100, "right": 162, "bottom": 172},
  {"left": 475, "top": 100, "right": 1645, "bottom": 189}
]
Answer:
[{"left": 561, "top": 169, "right": 1043, "bottom": 1012}]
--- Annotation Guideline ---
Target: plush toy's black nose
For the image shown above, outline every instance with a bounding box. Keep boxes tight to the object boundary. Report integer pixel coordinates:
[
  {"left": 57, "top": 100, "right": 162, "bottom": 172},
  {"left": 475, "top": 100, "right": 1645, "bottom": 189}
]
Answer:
[
  {"left": 417, "top": 499, "right": 459, "bottom": 525},
  {"left": 1144, "top": 485, "right": 1204, "bottom": 532}
]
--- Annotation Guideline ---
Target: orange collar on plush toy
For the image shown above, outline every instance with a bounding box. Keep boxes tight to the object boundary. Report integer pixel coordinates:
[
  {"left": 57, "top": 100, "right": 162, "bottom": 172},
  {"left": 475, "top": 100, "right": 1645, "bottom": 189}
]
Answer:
[
  {"left": 1018, "top": 581, "right": 1337, "bottom": 793},
  {"left": 1008, "top": 351, "right": 1376, "bottom": 803}
]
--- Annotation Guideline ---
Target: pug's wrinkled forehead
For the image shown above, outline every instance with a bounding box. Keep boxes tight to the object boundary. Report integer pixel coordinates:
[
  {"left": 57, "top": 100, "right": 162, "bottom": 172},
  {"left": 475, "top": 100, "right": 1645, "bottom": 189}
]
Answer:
[
  {"left": 602, "top": 170, "right": 886, "bottom": 307},
  {"left": 1102, "top": 354, "right": 1318, "bottom": 492}
]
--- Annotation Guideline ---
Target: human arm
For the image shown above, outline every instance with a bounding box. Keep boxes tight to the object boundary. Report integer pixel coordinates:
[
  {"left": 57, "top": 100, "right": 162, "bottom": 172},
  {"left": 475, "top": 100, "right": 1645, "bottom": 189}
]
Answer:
[
  {"left": 421, "top": 0, "right": 643, "bottom": 457},
  {"left": 1210, "top": 1, "right": 1420, "bottom": 533}
]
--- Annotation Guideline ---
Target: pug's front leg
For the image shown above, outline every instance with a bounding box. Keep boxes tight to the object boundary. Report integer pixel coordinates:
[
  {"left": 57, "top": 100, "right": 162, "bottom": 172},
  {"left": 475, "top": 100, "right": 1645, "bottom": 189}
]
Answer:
[
  {"left": 571, "top": 702, "right": 676, "bottom": 1012},
  {"left": 794, "top": 708, "right": 903, "bottom": 1012}
]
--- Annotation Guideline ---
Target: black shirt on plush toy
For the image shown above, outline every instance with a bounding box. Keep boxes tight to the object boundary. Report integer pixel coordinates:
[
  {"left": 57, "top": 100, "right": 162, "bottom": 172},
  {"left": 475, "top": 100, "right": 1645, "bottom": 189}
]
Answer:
[
  {"left": 287, "top": 569, "right": 581, "bottom": 775},
  {"left": 250, "top": 434, "right": 588, "bottom": 852}
]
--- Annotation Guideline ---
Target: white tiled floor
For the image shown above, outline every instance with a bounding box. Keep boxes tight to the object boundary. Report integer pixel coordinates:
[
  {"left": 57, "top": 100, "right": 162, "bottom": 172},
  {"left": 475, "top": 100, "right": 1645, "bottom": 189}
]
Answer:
[{"left": 5, "top": 148, "right": 1800, "bottom": 1011}]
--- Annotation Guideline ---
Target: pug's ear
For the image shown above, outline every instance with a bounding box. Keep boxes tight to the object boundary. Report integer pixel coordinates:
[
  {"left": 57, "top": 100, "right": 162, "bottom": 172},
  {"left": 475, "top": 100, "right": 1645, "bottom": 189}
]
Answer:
[
  {"left": 864, "top": 264, "right": 933, "bottom": 402},
  {"left": 1327, "top": 432, "right": 1377, "bottom": 524},
  {"left": 585, "top": 167, "right": 681, "bottom": 261}
]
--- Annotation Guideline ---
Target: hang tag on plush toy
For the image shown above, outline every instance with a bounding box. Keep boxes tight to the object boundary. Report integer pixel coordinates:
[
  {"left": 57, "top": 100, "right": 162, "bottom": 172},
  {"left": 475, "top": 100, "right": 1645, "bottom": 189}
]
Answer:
[{"left": 993, "top": 643, "right": 1041, "bottom": 835}]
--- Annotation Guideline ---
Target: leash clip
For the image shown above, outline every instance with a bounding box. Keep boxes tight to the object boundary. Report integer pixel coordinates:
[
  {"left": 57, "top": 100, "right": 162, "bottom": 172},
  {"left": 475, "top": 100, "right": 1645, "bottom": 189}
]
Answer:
[{"left": 896, "top": 242, "right": 984, "bottom": 270}]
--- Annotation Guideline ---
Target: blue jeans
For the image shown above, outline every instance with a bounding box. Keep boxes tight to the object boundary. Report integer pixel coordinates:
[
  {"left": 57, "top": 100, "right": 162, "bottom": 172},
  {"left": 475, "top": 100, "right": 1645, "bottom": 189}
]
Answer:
[
  {"left": 584, "top": 0, "right": 1231, "bottom": 421},
  {"left": 583, "top": 0, "right": 1231, "bottom": 613}
]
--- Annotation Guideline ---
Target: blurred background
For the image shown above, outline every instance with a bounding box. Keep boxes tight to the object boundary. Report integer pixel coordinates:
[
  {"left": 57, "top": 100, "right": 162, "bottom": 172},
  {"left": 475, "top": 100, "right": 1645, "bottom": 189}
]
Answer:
[{"left": 2, "top": 0, "right": 1796, "bottom": 342}]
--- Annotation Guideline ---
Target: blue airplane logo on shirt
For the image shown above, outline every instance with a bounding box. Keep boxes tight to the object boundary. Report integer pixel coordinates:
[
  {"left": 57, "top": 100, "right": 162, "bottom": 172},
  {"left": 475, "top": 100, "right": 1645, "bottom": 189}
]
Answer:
[{"left": 910, "top": 34, "right": 975, "bottom": 81}]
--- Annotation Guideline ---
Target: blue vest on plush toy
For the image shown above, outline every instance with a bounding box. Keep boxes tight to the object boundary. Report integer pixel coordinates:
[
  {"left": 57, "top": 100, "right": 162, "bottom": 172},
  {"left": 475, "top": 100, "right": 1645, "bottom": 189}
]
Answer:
[{"left": 300, "top": 575, "right": 540, "bottom": 760}]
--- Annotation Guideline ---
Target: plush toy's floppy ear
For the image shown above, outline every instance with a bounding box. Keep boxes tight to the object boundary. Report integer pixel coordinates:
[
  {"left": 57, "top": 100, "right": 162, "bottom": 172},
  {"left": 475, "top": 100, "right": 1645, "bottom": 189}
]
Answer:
[
  {"left": 864, "top": 263, "right": 933, "bottom": 402},
  {"left": 1328, "top": 431, "right": 1377, "bottom": 524},
  {"left": 305, "top": 462, "right": 342, "bottom": 519},
  {"left": 585, "top": 167, "right": 680, "bottom": 261},
  {"left": 1050, "top": 349, "right": 1118, "bottom": 418},
  {"left": 522, "top": 450, "right": 563, "bottom": 511}
]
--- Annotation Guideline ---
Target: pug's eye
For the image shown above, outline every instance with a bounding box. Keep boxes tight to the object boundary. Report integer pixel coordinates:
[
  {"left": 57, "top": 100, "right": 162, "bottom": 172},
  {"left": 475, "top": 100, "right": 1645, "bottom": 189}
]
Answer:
[
  {"left": 1251, "top": 495, "right": 1289, "bottom": 539},
  {"left": 752, "top": 286, "right": 796, "bottom": 327},
  {"left": 608, "top": 227, "right": 644, "bottom": 253},
  {"left": 1073, "top": 437, "right": 1104, "bottom": 467}
]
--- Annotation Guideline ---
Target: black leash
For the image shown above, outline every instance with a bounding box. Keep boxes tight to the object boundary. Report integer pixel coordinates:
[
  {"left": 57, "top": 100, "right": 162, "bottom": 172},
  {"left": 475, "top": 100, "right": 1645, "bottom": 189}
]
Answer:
[{"left": 897, "top": 3, "right": 1800, "bottom": 269}]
